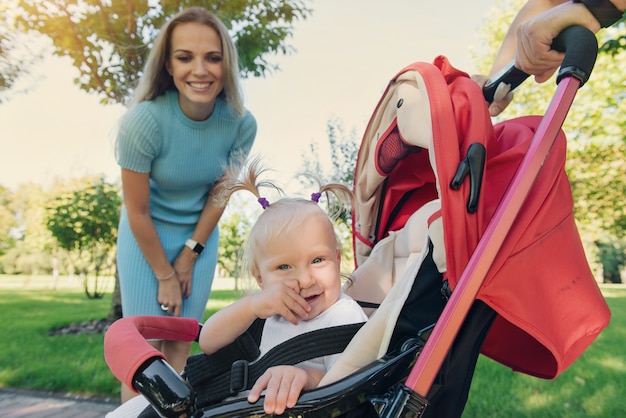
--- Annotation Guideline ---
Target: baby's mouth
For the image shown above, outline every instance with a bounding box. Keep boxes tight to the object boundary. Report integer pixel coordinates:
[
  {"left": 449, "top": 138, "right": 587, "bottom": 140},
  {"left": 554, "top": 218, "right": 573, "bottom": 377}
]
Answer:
[{"left": 304, "top": 294, "right": 319, "bottom": 303}]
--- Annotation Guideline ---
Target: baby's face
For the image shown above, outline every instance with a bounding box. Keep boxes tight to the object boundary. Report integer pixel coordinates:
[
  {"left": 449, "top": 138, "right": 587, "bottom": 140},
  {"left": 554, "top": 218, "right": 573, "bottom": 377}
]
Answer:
[{"left": 255, "top": 214, "right": 342, "bottom": 319}]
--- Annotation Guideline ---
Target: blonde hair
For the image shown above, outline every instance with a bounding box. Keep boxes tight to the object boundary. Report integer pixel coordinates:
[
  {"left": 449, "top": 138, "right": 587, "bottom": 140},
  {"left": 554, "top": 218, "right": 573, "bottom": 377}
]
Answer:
[
  {"left": 128, "top": 7, "right": 245, "bottom": 116},
  {"left": 223, "top": 158, "right": 353, "bottom": 280}
]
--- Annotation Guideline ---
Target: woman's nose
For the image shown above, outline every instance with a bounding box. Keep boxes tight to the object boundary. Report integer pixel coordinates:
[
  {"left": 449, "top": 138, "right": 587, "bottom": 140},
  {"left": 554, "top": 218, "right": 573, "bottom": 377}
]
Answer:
[{"left": 193, "top": 58, "right": 208, "bottom": 75}]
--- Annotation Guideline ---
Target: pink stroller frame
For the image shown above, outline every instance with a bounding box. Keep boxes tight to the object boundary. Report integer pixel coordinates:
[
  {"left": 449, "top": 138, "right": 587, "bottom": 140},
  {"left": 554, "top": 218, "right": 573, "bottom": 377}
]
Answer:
[{"left": 104, "top": 26, "right": 610, "bottom": 417}]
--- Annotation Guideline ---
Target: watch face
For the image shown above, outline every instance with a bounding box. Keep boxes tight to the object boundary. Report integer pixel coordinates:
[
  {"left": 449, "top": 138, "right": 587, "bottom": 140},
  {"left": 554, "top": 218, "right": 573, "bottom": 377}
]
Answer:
[{"left": 186, "top": 239, "right": 204, "bottom": 255}]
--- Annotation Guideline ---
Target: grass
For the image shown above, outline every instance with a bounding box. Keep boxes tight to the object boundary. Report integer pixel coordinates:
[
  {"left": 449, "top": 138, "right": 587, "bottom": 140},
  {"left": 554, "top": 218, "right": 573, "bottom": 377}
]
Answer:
[
  {"left": 0, "top": 275, "right": 624, "bottom": 416},
  {"left": 464, "top": 285, "right": 626, "bottom": 417},
  {"left": 0, "top": 274, "right": 241, "bottom": 399}
]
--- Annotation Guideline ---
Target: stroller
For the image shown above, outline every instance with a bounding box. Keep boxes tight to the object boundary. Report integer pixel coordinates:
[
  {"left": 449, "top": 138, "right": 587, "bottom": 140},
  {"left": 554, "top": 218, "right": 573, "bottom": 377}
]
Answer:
[{"left": 104, "top": 26, "right": 611, "bottom": 418}]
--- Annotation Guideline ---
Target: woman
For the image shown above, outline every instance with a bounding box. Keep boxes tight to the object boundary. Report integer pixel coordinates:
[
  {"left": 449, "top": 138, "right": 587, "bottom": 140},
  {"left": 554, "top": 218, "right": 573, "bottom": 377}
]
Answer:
[{"left": 115, "top": 6, "right": 256, "bottom": 402}]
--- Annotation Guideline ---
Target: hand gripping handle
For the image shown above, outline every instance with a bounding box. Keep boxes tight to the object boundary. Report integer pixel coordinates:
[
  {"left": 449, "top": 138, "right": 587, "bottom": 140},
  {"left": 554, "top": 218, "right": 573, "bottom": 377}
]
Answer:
[{"left": 483, "top": 25, "right": 598, "bottom": 103}]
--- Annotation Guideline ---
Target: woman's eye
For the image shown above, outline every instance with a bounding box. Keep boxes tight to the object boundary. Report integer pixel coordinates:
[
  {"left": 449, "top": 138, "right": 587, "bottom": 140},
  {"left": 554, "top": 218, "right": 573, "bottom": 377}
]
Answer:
[
  {"left": 207, "top": 54, "right": 222, "bottom": 63},
  {"left": 175, "top": 55, "right": 191, "bottom": 62}
]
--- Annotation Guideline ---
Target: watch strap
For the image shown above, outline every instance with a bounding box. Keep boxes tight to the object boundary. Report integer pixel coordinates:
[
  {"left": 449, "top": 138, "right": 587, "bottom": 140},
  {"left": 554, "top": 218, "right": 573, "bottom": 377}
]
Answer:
[
  {"left": 573, "top": 0, "right": 624, "bottom": 28},
  {"left": 185, "top": 239, "right": 205, "bottom": 255}
]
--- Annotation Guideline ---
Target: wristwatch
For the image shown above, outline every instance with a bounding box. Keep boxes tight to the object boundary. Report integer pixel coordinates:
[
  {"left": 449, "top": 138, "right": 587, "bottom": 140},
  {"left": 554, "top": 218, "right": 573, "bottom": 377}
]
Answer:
[
  {"left": 185, "top": 239, "right": 205, "bottom": 256},
  {"left": 573, "top": 0, "right": 624, "bottom": 28}
]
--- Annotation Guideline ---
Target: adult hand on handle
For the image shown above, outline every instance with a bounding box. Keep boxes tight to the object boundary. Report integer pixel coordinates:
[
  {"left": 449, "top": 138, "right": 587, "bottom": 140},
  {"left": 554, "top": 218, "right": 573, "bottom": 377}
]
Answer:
[{"left": 472, "top": 74, "right": 514, "bottom": 116}]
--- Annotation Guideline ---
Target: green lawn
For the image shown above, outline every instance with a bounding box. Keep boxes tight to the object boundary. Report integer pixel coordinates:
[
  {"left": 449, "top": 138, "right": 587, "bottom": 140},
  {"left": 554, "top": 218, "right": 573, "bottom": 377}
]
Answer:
[
  {"left": 0, "top": 274, "right": 241, "bottom": 399},
  {"left": 0, "top": 275, "right": 624, "bottom": 416},
  {"left": 464, "top": 284, "right": 626, "bottom": 417}
]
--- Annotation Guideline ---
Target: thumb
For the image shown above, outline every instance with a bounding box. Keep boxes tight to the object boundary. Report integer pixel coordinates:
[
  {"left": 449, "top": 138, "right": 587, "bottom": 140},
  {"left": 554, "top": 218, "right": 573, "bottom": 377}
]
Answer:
[{"left": 493, "top": 82, "right": 512, "bottom": 103}]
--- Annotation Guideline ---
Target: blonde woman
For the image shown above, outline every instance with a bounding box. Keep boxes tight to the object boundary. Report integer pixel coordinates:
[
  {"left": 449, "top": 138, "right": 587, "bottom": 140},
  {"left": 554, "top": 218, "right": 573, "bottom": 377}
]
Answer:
[{"left": 115, "top": 6, "right": 256, "bottom": 403}]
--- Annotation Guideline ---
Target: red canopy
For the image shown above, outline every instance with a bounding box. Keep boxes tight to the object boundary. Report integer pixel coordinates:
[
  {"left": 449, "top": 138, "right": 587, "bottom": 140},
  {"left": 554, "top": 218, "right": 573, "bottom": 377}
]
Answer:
[{"left": 353, "top": 56, "right": 610, "bottom": 379}]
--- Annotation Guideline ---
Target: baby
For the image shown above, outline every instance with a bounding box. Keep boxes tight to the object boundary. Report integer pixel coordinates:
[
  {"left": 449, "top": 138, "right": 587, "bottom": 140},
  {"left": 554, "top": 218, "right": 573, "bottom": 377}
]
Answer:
[{"left": 199, "top": 159, "right": 367, "bottom": 414}]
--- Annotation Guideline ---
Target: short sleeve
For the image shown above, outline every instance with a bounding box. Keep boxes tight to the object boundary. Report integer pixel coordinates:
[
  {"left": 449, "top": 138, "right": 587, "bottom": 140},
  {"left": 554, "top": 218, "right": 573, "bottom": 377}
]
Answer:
[
  {"left": 227, "top": 110, "right": 257, "bottom": 166},
  {"left": 116, "top": 105, "right": 162, "bottom": 173}
]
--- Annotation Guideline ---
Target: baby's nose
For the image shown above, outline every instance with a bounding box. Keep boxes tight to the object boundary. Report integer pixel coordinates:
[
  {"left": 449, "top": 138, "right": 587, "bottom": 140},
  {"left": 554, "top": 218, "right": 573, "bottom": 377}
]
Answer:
[{"left": 296, "top": 269, "right": 314, "bottom": 288}]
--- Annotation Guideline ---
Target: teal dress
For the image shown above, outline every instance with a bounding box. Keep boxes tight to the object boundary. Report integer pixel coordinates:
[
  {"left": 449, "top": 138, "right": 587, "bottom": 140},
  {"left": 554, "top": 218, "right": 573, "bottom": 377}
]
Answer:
[{"left": 116, "top": 90, "right": 256, "bottom": 321}]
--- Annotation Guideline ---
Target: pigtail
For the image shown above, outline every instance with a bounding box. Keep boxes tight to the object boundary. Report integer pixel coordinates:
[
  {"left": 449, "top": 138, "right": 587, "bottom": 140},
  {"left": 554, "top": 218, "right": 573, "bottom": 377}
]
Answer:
[
  {"left": 222, "top": 156, "right": 283, "bottom": 207},
  {"left": 300, "top": 172, "right": 353, "bottom": 221},
  {"left": 318, "top": 182, "right": 353, "bottom": 220}
]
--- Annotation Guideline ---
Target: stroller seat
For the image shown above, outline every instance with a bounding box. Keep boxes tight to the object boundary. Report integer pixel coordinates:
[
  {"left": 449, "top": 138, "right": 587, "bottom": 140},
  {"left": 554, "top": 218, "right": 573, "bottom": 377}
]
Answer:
[{"left": 105, "top": 41, "right": 610, "bottom": 417}]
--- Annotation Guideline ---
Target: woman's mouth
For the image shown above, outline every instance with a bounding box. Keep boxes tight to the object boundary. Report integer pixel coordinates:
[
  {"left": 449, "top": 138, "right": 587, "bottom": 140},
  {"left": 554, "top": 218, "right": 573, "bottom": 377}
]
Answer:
[{"left": 188, "top": 82, "right": 211, "bottom": 90}]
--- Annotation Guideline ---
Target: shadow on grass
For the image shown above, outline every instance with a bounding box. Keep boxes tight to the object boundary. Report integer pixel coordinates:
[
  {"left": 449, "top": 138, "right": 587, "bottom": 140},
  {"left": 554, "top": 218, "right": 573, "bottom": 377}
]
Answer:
[{"left": 464, "top": 286, "right": 626, "bottom": 417}]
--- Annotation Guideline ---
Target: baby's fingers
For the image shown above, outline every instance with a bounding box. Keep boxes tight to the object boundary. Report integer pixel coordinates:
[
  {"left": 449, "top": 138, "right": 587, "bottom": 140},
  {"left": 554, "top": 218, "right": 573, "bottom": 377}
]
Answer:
[
  {"left": 247, "top": 372, "right": 268, "bottom": 404},
  {"left": 283, "top": 294, "right": 311, "bottom": 324}
]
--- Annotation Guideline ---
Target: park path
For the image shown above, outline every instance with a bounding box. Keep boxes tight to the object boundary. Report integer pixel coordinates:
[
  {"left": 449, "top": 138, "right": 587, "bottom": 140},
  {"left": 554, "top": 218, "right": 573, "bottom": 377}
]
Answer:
[
  {"left": 0, "top": 388, "right": 119, "bottom": 417},
  {"left": 0, "top": 277, "right": 239, "bottom": 417}
]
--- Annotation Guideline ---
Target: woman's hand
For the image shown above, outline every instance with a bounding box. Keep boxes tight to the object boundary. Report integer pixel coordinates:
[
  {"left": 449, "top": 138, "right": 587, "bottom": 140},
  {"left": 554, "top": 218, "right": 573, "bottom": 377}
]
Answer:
[
  {"left": 157, "top": 276, "right": 183, "bottom": 316},
  {"left": 515, "top": 10, "right": 565, "bottom": 83},
  {"left": 471, "top": 74, "right": 514, "bottom": 117},
  {"left": 173, "top": 249, "right": 197, "bottom": 299}
]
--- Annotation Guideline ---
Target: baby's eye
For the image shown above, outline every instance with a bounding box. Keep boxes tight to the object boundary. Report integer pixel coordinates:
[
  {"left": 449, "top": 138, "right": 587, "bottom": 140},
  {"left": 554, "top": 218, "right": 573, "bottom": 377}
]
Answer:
[
  {"left": 312, "top": 257, "right": 324, "bottom": 264},
  {"left": 277, "top": 264, "right": 290, "bottom": 270}
]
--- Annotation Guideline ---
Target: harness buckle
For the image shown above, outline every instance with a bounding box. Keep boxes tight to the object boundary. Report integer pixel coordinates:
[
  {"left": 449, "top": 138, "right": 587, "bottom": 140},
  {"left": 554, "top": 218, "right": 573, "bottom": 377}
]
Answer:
[{"left": 229, "top": 359, "right": 249, "bottom": 394}]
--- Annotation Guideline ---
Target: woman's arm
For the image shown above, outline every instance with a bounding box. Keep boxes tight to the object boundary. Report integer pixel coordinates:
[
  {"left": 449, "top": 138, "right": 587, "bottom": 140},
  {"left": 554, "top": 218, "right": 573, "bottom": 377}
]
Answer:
[
  {"left": 121, "top": 168, "right": 183, "bottom": 316},
  {"left": 482, "top": 0, "right": 616, "bottom": 115},
  {"left": 489, "top": 0, "right": 574, "bottom": 80},
  {"left": 173, "top": 194, "right": 226, "bottom": 298},
  {"left": 507, "top": 1, "right": 600, "bottom": 82},
  {"left": 490, "top": 0, "right": 626, "bottom": 80}
]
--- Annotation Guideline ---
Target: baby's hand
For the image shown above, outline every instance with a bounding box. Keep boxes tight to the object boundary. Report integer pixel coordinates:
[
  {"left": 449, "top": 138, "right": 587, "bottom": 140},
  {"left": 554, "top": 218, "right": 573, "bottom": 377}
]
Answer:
[
  {"left": 249, "top": 280, "right": 311, "bottom": 324},
  {"left": 247, "top": 366, "right": 309, "bottom": 415}
]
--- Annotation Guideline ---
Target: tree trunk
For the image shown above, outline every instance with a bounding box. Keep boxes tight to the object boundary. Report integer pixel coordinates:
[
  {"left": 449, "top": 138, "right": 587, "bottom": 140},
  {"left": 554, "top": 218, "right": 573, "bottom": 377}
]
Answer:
[{"left": 107, "top": 264, "right": 123, "bottom": 321}]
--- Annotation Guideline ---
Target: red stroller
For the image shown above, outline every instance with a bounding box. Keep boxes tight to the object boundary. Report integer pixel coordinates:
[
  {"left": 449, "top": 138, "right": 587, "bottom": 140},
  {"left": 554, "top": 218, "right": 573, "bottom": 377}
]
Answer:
[{"left": 104, "top": 26, "right": 610, "bottom": 417}]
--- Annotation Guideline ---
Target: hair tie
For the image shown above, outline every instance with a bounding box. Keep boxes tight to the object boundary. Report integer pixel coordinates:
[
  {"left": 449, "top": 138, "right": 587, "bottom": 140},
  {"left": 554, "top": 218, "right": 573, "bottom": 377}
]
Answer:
[
  {"left": 257, "top": 197, "right": 270, "bottom": 209},
  {"left": 310, "top": 192, "right": 322, "bottom": 203}
]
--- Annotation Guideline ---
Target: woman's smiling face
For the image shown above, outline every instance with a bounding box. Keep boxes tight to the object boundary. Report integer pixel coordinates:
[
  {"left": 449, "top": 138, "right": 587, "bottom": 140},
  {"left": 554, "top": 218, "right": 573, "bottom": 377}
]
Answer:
[{"left": 166, "top": 21, "right": 224, "bottom": 121}]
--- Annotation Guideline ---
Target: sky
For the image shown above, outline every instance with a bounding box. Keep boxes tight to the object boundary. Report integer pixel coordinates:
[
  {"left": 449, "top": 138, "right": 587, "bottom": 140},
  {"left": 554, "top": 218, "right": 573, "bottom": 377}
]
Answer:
[{"left": 0, "top": 0, "right": 500, "bottom": 192}]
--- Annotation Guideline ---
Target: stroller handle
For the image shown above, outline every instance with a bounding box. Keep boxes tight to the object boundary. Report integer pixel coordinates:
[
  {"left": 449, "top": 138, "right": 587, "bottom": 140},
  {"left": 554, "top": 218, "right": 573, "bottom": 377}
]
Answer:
[{"left": 483, "top": 25, "right": 598, "bottom": 103}]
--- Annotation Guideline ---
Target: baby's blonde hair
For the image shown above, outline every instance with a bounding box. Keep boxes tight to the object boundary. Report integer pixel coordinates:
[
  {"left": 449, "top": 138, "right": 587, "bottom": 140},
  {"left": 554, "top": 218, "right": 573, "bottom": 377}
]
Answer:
[{"left": 222, "top": 157, "right": 353, "bottom": 280}]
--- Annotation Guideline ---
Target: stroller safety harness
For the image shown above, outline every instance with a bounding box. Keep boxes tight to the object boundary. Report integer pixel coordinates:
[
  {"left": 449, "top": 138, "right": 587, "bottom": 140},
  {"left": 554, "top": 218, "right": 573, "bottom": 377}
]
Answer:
[{"left": 104, "top": 26, "right": 611, "bottom": 418}]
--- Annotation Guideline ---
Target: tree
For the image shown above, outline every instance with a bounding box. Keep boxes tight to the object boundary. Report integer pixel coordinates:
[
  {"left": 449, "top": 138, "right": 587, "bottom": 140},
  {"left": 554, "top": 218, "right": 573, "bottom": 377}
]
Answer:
[
  {"left": 0, "top": 0, "right": 43, "bottom": 103},
  {"left": 218, "top": 202, "right": 253, "bottom": 290},
  {"left": 598, "top": 16, "right": 626, "bottom": 55},
  {"left": 46, "top": 177, "right": 120, "bottom": 298},
  {"left": 0, "top": 185, "right": 17, "bottom": 260},
  {"left": 7, "top": 0, "right": 311, "bottom": 317},
  {"left": 301, "top": 117, "right": 360, "bottom": 267},
  {"left": 0, "top": 1, "right": 22, "bottom": 99},
  {"left": 301, "top": 117, "right": 359, "bottom": 220},
  {"left": 0, "top": 183, "right": 60, "bottom": 275},
  {"left": 474, "top": 0, "right": 626, "bottom": 281},
  {"left": 13, "top": 0, "right": 311, "bottom": 104}
]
